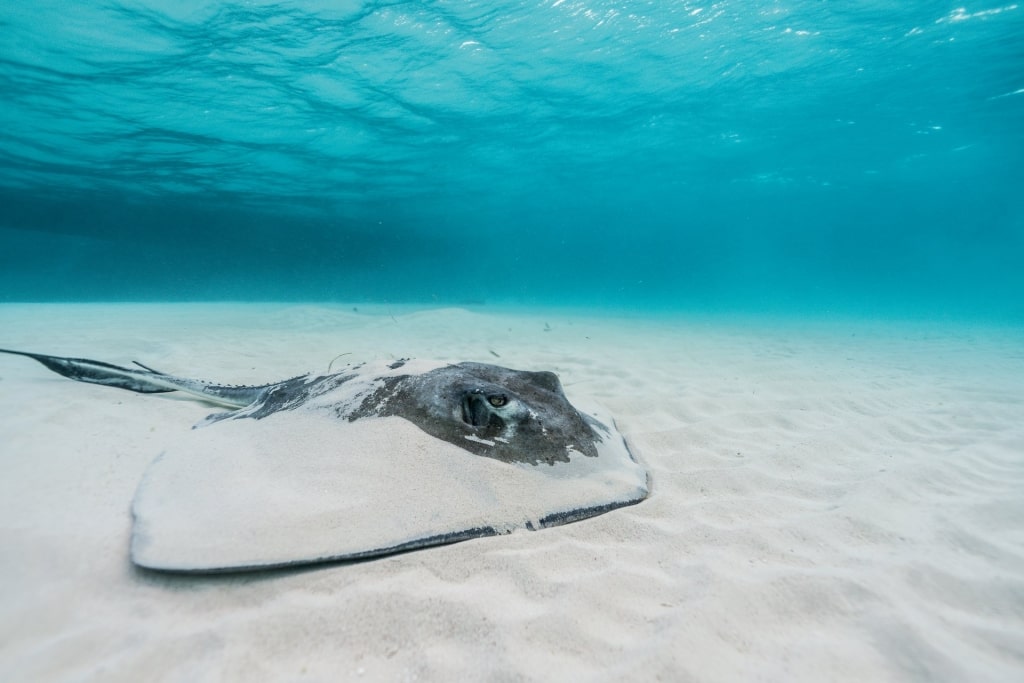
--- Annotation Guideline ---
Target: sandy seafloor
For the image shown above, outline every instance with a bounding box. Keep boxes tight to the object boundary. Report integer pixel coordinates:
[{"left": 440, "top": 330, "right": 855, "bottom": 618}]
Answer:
[{"left": 0, "top": 303, "right": 1022, "bottom": 682}]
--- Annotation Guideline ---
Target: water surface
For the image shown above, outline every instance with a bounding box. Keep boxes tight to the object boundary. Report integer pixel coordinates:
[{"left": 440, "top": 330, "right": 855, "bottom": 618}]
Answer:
[{"left": 1, "top": 1, "right": 1021, "bottom": 318}]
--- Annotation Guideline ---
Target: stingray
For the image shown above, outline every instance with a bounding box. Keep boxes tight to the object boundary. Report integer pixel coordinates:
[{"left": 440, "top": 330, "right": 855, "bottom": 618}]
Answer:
[{"left": 1, "top": 347, "right": 648, "bottom": 573}]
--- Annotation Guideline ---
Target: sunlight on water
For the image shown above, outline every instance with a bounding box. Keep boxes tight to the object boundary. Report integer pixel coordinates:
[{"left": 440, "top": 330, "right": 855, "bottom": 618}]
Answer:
[{"left": 0, "top": 1, "right": 1021, "bottom": 318}]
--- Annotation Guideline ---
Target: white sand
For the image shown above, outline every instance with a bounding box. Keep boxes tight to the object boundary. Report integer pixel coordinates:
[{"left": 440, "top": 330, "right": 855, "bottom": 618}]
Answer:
[{"left": 0, "top": 303, "right": 1022, "bottom": 682}]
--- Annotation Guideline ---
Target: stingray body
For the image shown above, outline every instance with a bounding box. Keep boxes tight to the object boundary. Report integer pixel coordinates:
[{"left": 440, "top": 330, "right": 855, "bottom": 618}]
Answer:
[{"left": 1, "top": 348, "right": 648, "bottom": 573}]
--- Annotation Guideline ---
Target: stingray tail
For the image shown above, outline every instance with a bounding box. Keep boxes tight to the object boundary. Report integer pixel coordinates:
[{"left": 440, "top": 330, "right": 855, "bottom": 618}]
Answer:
[
  {"left": 0, "top": 348, "right": 179, "bottom": 393},
  {"left": 0, "top": 348, "right": 272, "bottom": 408}
]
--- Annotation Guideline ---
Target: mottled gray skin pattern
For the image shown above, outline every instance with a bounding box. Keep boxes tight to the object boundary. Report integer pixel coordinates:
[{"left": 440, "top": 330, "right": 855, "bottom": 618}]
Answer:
[
  {"left": 357, "top": 362, "right": 604, "bottom": 465},
  {"left": 0, "top": 349, "right": 608, "bottom": 466},
  {"left": 223, "top": 361, "right": 606, "bottom": 466}
]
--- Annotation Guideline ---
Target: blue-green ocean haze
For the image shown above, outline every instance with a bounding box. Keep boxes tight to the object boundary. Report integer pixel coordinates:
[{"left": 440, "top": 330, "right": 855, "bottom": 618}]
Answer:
[{"left": 1, "top": 1, "right": 1021, "bottom": 318}]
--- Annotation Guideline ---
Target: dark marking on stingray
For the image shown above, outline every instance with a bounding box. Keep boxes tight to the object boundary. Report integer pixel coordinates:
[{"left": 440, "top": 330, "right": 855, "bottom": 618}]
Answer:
[
  {"left": 342, "top": 363, "right": 600, "bottom": 465},
  {"left": 0, "top": 349, "right": 606, "bottom": 465},
  {"left": 212, "top": 372, "right": 357, "bottom": 423},
  {"left": 159, "top": 497, "right": 638, "bottom": 575}
]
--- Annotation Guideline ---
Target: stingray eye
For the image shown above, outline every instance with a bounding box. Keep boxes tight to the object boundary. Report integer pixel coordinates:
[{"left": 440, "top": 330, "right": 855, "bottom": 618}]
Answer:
[{"left": 488, "top": 394, "right": 508, "bottom": 408}]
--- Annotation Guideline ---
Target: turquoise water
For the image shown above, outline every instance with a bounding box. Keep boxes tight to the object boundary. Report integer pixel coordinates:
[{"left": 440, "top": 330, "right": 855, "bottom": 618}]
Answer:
[{"left": 1, "top": 2, "right": 1021, "bottom": 318}]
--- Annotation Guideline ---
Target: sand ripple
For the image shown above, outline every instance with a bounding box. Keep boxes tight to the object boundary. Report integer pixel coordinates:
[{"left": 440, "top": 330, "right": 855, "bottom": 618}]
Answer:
[{"left": 1, "top": 305, "right": 1022, "bottom": 681}]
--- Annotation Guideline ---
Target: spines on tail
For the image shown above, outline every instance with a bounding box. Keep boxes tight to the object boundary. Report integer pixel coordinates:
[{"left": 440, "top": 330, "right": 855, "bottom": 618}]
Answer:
[{"left": 0, "top": 348, "right": 279, "bottom": 409}]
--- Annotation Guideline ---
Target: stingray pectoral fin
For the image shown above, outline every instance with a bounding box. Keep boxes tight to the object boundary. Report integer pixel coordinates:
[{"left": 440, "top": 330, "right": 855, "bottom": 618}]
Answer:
[
  {"left": 0, "top": 348, "right": 266, "bottom": 409},
  {"left": 130, "top": 406, "right": 649, "bottom": 573}
]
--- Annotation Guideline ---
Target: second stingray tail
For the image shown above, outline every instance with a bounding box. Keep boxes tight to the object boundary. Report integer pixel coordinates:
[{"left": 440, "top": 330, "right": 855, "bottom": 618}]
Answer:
[{"left": 0, "top": 348, "right": 278, "bottom": 409}]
